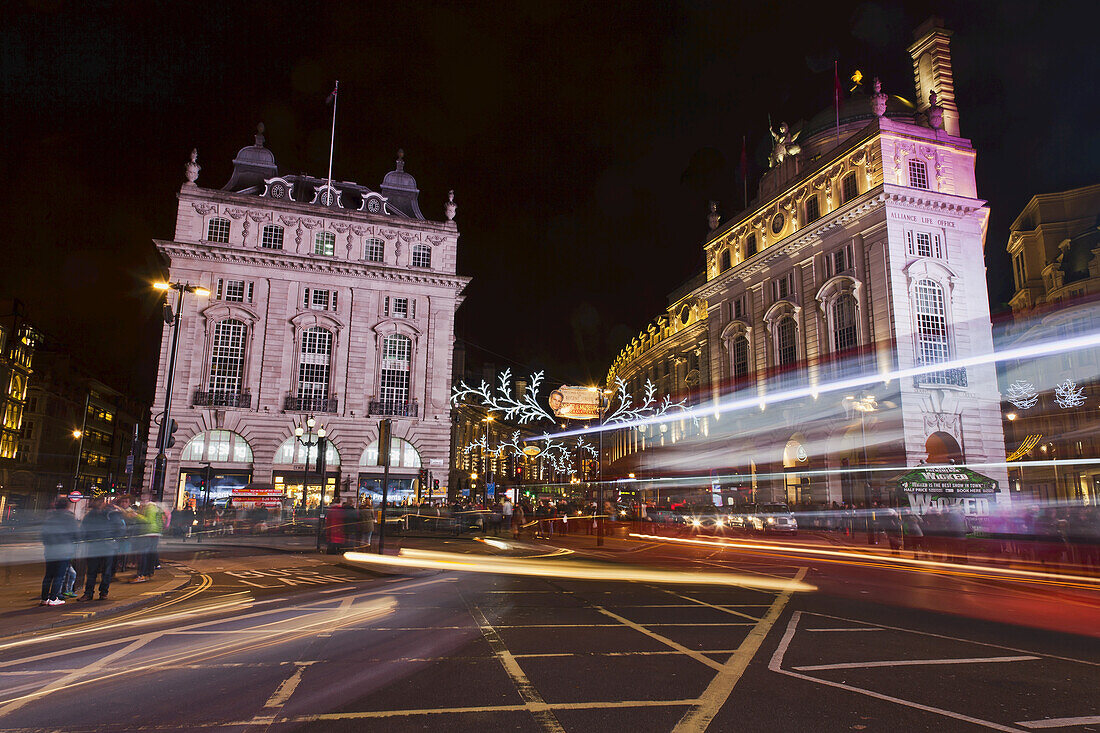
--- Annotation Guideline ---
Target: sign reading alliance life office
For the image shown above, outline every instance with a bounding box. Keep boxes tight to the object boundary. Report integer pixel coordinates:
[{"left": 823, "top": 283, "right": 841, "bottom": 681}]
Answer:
[
  {"left": 894, "top": 466, "right": 999, "bottom": 515},
  {"left": 549, "top": 386, "right": 600, "bottom": 420}
]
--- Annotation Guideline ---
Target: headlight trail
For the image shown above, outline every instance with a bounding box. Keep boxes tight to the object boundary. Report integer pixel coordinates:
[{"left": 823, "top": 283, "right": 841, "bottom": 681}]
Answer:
[
  {"left": 343, "top": 548, "right": 816, "bottom": 592},
  {"left": 628, "top": 533, "right": 1100, "bottom": 590}
]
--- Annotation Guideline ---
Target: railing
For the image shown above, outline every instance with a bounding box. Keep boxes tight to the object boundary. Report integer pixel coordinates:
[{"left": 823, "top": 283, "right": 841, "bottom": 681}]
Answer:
[
  {"left": 368, "top": 399, "right": 419, "bottom": 417},
  {"left": 914, "top": 366, "right": 968, "bottom": 388},
  {"left": 284, "top": 395, "right": 339, "bottom": 413},
  {"left": 192, "top": 390, "right": 252, "bottom": 408}
]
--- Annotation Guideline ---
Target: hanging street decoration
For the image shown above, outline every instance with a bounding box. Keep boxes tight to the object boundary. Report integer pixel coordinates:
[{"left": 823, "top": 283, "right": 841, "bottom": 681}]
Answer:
[
  {"left": 603, "top": 377, "right": 688, "bottom": 425},
  {"left": 1053, "top": 378, "right": 1087, "bottom": 409},
  {"left": 451, "top": 369, "right": 555, "bottom": 425},
  {"left": 1005, "top": 380, "right": 1039, "bottom": 410}
]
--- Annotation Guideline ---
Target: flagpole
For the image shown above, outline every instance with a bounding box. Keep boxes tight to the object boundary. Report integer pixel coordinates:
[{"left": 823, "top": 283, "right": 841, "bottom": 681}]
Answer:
[
  {"left": 834, "top": 61, "right": 841, "bottom": 148},
  {"left": 742, "top": 135, "right": 748, "bottom": 210},
  {"left": 326, "top": 80, "right": 339, "bottom": 197}
]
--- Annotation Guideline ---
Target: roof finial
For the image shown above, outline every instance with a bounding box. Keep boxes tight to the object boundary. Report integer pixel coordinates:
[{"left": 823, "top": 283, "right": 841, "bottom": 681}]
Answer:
[
  {"left": 255, "top": 122, "right": 266, "bottom": 147},
  {"left": 928, "top": 90, "right": 944, "bottom": 130},
  {"left": 707, "top": 201, "right": 720, "bottom": 231},
  {"left": 185, "top": 148, "right": 200, "bottom": 185},
  {"left": 871, "top": 77, "right": 888, "bottom": 117},
  {"left": 396, "top": 148, "right": 405, "bottom": 172},
  {"left": 445, "top": 189, "right": 457, "bottom": 221}
]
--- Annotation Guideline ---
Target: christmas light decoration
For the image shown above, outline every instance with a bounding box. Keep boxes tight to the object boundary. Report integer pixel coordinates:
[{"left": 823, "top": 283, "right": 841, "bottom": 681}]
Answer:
[
  {"left": 451, "top": 369, "right": 555, "bottom": 424},
  {"left": 1005, "top": 380, "right": 1038, "bottom": 410},
  {"left": 603, "top": 377, "right": 688, "bottom": 425},
  {"left": 1054, "top": 378, "right": 1086, "bottom": 409}
]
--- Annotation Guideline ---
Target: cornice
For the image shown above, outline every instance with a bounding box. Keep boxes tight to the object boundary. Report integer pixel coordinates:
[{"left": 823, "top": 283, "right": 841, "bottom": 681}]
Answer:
[{"left": 156, "top": 239, "right": 471, "bottom": 291}]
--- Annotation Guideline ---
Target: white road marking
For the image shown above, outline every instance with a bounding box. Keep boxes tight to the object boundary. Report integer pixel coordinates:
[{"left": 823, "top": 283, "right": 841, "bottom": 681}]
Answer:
[
  {"left": 285, "top": 697, "right": 699, "bottom": 722},
  {"left": 590, "top": 605, "right": 724, "bottom": 672},
  {"left": 1016, "top": 716, "right": 1100, "bottom": 729},
  {"left": 651, "top": 586, "right": 764, "bottom": 622},
  {"left": 263, "top": 662, "right": 316, "bottom": 708},
  {"left": 671, "top": 566, "right": 808, "bottom": 733},
  {"left": 804, "top": 627, "right": 884, "bottom": 632},
  {"left": 793, "top": 655, "right": 1040, "bottom": 671},
  {"left": 768, "top": 611, "right": 1027, "bottom": 732}
]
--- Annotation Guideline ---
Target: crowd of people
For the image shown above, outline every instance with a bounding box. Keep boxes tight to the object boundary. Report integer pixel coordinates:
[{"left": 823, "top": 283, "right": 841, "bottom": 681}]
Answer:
[{"left": 39, "top": 495, "right": 167, "bottom": 607}]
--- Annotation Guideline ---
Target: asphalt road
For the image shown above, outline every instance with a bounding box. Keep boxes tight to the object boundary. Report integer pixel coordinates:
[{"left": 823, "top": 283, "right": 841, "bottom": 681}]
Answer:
[{"left": 0, "top": 537, "right": 1097, "bottom": 732}]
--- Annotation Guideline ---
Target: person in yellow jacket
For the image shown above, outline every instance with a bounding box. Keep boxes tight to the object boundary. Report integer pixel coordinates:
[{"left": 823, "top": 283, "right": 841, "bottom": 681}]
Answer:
[{"left": 130, "top": 502, "right": 165, "bottom": 583}]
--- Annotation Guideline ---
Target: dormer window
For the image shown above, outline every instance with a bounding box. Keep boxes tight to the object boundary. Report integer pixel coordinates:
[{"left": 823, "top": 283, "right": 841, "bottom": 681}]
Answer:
[
  {"left": 207, "top": 218, "right": 230, "bottom": 243},
  {"left": 314, "top": 231, "right": 335, "bottom": 256},
  {"left": 719, "top": 248, "right": 731, "bottom": 271},
  {"left": 745, "top": 233, "right": 758, "bottom": 257},
  {"left": 805, "top": 195, "right": 820, "bottom": 223},
  {"left": 842, "top": 172, "right": 859, "bottom": 203},
  {"left": 908, "top": 159, "right": 929, "bottom": 190}
]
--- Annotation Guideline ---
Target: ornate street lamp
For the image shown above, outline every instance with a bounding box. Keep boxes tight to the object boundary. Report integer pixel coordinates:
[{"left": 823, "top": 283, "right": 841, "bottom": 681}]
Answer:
[{"left": 293, "top": 415, "right": 326, "bottom": 511}]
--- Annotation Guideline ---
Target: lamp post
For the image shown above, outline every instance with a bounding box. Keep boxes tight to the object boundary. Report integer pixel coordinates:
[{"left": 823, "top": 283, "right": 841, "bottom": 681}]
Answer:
[
  {"left": 150, "top": 281, "right": 210, "bottom": 502},
  {"left": 844, "top": 393, "right": 878, "bottom": 544},
  {"left": 589, "top": 386, "right": 613, "bottom": 547},
  {"left": 293, "top": 415, "right": 326, "bottom": 511}
]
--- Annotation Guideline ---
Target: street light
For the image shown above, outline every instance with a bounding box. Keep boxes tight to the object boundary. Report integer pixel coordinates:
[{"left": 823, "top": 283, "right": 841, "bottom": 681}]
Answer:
[
  {"left": 588, "top": 386, "right": 613, "bottom": 546},
  {"left": 293, "top": 415, "right": 327, "bottom": 511},
  {"left": 150, "top": 281, "right": 210, "bottom": 502}
]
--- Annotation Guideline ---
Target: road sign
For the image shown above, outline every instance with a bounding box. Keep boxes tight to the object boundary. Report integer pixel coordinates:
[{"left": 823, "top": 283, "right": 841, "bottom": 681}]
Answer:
[{"left": 68, "top": 490, "right": 82, "bottom": 503}]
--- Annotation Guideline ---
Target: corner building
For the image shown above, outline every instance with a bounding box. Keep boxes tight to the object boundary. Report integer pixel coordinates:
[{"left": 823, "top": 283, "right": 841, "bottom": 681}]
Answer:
[
  {"left": 145, "top": 131, "right": 468, "bottom": 509},
  {"left": 611, "top": 19, "right": 1008, "bottom": 509}
]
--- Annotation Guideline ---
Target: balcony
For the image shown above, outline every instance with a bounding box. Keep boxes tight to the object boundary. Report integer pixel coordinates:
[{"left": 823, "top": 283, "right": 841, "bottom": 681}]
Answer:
[
  {"left": 192, "top": 390, "right": 252, "bottom": 408},
  {"left": 284, "top": 395, "right": 339, "bottom": 413},
  {"left": 914, "top": 366, "right": 968, "bottom": 388},
  {"left": 368, "top": 399, "right": 419, "bottom": 418}
]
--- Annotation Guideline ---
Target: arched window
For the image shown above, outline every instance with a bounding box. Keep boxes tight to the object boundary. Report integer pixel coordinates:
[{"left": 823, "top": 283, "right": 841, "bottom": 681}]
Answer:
[
  {"left": 261, "top": 225, "right": 284, "bottom": 250},
  {"left": 411, "top": 244, "right": 432, "bottom": 268},
  {"left": 181, "top": 430, "right": 253, "bottom": 463},
  {"left": 314, "top": 231, "right": 336, "bottom": 256},
  {"left": 805, "top": 194, "right": 820, "bottom": 223},
  {"left": 360, "top": 437, "right": 422, "bottom": 468},
  {"left": 719, "top": 248, "right": 731, "bottom": 272},
  {"left": 209, "top": 320, "right": 246, "bottom": 395},
  {"left": 731, "top": 335, "right": 750, "bottom": 381},
  {"left": 842, "top": 172, "right": 859, "bottom": 203},
  {"left": 207, "top": 218, "right": 230, "bottom": 243},
  {"left": 914, "top": 279, "right": 948, "bottom": 365},
  {"left": 297, "top": 327, "right": 333, "bottom": 402},
  {"left": 745, "top": 233, "right": 757, "bottom": 257},
  {"left": 832, "top": 294, "right": 858, "bottom": 352},
  {"left": 272, "top": 435, "right": 341, "bottom": 467},
  {"left": 365, "top": 237, "right": 384, "bottom": 263},
  {"left": 776, "top": 316, "right": 797, "bottom": 367},
  {"left": 379, "top": 334, "right": 412, "bottom": 409}
]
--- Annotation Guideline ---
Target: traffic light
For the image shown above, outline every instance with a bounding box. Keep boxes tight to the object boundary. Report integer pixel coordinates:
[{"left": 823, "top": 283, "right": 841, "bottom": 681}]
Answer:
[
  {"left": 165, "top": 419, "right": 179, "bottom": 449},
  {"left": 433, "top": 478, "right": 440, "bottom": 490},
  {"left": 418, "top": 468, "right": 428, "bottom": 488}
]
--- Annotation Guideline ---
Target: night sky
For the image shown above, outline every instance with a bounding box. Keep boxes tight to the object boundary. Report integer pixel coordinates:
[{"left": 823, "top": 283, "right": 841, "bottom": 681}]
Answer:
[{"left": 2, "top": 1, "right": 1096, "bottom": 403}]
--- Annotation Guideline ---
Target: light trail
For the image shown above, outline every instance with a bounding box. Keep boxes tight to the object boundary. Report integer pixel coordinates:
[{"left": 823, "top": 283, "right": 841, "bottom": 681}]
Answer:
[
  {"left": 628, "top": 533, "right": 1100, "bottom": 590},
  {"left": 343, "top": 548, "right": 816, "bottom": 592},
  {"left": 544, "top": 329, "right": 1100, "bottom": 441}
]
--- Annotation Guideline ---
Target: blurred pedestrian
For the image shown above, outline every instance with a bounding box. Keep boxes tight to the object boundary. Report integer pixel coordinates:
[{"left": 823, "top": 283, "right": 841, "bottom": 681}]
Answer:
[
  {"left": 324, "top": 502, "right": 347, "bottom": 554},
  {"left": 79, "top": 497, "right": 125, "bottom": 601},
  {"left": 40, "top": 498, "right": 78, "bottom": 606}
]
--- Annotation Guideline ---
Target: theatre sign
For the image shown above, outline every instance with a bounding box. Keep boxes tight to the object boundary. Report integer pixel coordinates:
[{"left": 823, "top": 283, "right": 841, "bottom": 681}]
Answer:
[{"left": 894, "top": 467, "right": 999, "bottom": 515}]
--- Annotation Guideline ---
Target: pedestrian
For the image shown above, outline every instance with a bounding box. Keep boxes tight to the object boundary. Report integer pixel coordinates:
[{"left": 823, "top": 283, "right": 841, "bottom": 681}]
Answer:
[
  {"left": 883, "top": 506, "right": 903, "bottom": 554},
  {"left": 79, "top": 497, "right": 125, "bottom": 601},
  {"left": 901, "top": 509, "right": 925, "bottom": 558},
  {"left": 360, "top": 500, "right": 375, "bottom": 547},
  {"left": 40, "top": 497, "right": 78, "bottom": 606},
  {"left": 324, "top": 502, "right": 347, "bottom": 554},
  {"left": 131, "top": 502, "right": 164, "bottom": 583},
  {"left": 512, "top": 501, "right": 525, "bottom": 540}
]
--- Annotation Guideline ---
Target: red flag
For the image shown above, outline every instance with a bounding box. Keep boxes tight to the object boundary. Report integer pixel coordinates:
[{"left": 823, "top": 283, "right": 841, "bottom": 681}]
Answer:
[{"left": 326, "top": 83, "right": 338, "bottom": 105}]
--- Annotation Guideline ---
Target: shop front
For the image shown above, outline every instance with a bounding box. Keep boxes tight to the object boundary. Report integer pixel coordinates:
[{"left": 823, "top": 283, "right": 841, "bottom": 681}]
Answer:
[
  {"left": 358, "top": 436, "right": 423, "bottom": 506},
  {"left": 177, "top": 430, "right": 256, "bottom": 510},
  {"left": 272, "top": 435, "right": 342, "bottom": 509}
]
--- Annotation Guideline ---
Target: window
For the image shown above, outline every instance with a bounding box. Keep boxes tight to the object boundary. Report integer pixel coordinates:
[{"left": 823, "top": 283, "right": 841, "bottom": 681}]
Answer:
[
  {"left": 733, "top": 295, "right": 745, "bottom": 320},
  {"left": 411, "top": 244, "right": 432, "bottom": 268},
  {"left": 1013, "top": 253, "right": 1026, "bottom": 288},
  {"left": 805, "top": 195, "right": 820, "bottom": 223},
  {"left": 181, "top": 430, "right": 254, "bottom": 463},
  {"left": 745, "top": 234, "right": 757, "bottom": 257},
  {"left": 314, "top": 231, "right": 336, "bottom": 256},
  {"left": 914, "top": 279, "right": 949, "bottom": 365},
  {"left": 207, "top": 218, "right": 230, "bottom": 243},
  {"left": 772, "top": 272, "right": 793, "bottom": 301},
  {"left": 380, "top": 334, "right": 412, "bottom": 407},
  {"left": 297, "top": 327, "right": 333, "bottom": 401},
  {"left": 842, "top": 172, "right": 859, "bottom": 203},
  {"left": 908, "top": 159, "right": 929, "bottom": 190},
  {"left": 365, "top": 237, "right": 384, "bottom": 263},
  {"left": 311, "top": 289, "right": 330, "bottom": 310},
  {"left": 223, "top": 280, "right": 245, "bottom": 302},
  {"left": 832, "top": 294, "right": 858, "bottom": 352},
  {"left": 776, "top": 316, "right": 797, "bottom": 366},
  {"left": 392, "top": 297, "right": 409, "bottom": 318},
  {"left": 731, "top": 335, "right": 750, "bottom": 380},
  {"left": 828, "top": 245, "right": 852, "bottom": 276},
  {"left": 261, "top": 225, "right": 284, "bottom": 250},
  {"left": 719, "top": 249, "right": 731, "bottom": 271},
  {"left": 209, "top": 320, "right": 246, "bottom": 394}
]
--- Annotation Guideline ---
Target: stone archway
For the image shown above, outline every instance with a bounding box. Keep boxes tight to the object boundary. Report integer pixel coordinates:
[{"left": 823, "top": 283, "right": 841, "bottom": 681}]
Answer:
[{"left": 925, "top": 431, "right": 963, "bottom": 464}]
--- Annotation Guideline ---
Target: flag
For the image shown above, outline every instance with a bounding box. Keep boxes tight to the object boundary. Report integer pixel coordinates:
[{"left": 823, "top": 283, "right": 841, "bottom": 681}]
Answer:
[{"left": 326, "top": 82, "right": 338, "bottom": 105}]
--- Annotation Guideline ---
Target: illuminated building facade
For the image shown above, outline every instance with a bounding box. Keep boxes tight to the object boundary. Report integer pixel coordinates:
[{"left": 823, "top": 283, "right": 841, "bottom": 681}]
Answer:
[
  {"left": 0, "top": 300, "right": 40, "bottom": 516},
  {"left": 1000, "top": 183, "right": 1100, "bottom": 502},
  {"left": 609, "top": 18, "right": 1008, "bottom": 510},
  {"left": 145, "top": 129, "right": 467, "bottom": 509}
]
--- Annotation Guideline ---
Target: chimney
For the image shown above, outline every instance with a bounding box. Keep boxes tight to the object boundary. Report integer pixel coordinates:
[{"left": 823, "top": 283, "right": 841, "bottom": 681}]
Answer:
[{"left": 907, "top": 17, "right": 960, "bottom": 136}]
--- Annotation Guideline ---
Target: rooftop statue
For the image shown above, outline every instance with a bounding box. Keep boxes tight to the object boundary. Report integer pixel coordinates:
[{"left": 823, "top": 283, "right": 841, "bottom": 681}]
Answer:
[{"left": 768, "top": 122, "right": 801, "bottom": 168}]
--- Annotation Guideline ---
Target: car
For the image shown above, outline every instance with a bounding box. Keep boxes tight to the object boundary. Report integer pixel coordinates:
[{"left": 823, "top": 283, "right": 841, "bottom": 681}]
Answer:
[
  {"left": 680, "top": 505, "right": 733, "bottom": 533},
  {"left": 727, "top": 505, "right": 756, "bottom": 530},
  {"left": 747, "top": 503, "right": 798, "bottom": 535}
]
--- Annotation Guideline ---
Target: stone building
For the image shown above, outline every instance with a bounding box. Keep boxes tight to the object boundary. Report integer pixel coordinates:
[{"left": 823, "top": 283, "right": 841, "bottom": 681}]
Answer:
[
  {"left": 144, "top": 130, "right": 467, "bottom": 510},
  {"left": 1000, "top": 183, "right": 1100, "bottom": 502},
  {"left": 608, "top": 18, "right": 1008, "bottom": 511},
  {"left": 0, "top": 299, "right": 40, "bottom": 517}
]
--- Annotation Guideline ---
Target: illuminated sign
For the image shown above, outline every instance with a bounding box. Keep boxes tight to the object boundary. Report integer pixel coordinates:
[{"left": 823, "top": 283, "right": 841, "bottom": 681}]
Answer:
[
  {"left": 894, "top": 467, "right": 998, "bottom": 495},
  {"left": 549, "top": 386, "right": 601, "bottom": 420}
]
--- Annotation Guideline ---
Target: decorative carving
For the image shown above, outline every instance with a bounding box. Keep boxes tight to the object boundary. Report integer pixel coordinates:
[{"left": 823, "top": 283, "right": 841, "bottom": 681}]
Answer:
[
  {"left": 300, "top": 218, "right": 321, "bottom": 229},
  {"left": 445, "top": 189, "right": 457, "bottom": 221},
  {"left": 928, "top": 90, "right": 944, "bottom": 130},
  {"left": 426, "top": 234, "right": 446, "bottom": 245},
  {"left": 279, "top": 215, "right": 300, "bottom": 227},
  {"left": 192, "top": 203, "right": 218, "bottom": 216},
  {"left": 247, "top": 211, "right": 271, "bottom": 223},
  {"left": 254, "top": 122, "right": 266, "bottom": 148},
  {"left": 378, "top": 229, "right": 400, "bottom": 241},
  {"left": 330, "top": 222, "right": 350, "bottom": 234},
  {"left": 224, "top": 208, "right": 245, "bottom": 220},
  {"left": 768, "top": 122, "right": 801, "bottom": 168},
  {"left": 349, "top": 225, "right": 371, "bottom": 236},
  {"left": 185, "top": 149, "right": 200, "bottom": 184},
  {"left": 871, "top": 77, "right": 888, "bottom": 117},
  {"left": 707, "top": 201, "right": 720, "bottom": 231}
]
